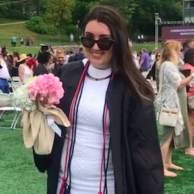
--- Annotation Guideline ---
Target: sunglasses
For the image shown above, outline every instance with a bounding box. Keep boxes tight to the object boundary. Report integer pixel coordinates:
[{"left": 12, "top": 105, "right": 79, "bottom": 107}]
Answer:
[{"left": 80, "top": 36, "right": 114, "bottom": 50}]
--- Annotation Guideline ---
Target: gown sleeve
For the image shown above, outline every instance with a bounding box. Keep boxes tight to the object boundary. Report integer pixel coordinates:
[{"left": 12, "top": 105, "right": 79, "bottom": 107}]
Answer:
[{"left": 128, "top": 99, "right": 164, "bottom": 194}]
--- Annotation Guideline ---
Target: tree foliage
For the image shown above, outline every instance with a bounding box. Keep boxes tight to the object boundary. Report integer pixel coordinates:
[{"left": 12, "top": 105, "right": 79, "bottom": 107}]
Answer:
[
  {"left": 100, "top": 0, "right": 137, "bottom": 24},
  {"left": 130, "top": 0, "right": 183, "bottom": 36},
  {"left": 0, "top": 0, "right": 184, "bottom": 37},
  {"left": 43, "top": 0, "right": 75, "bottom": 39},
  {"left": 25, "top": 16, "right": 48, "bottom": 34},
  {"left": 71, "top": 0, "right": 99, "bottom": 29}
]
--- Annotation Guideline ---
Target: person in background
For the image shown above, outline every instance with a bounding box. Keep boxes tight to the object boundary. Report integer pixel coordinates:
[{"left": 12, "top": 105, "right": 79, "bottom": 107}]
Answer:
[
  {"left": 12, "top": 52, "right": 20, "bottom": 68},
  {"left": 11, "top": 36, "right": 17, "bottom": 47},
  {"left": 33, "top": 6, "right": 164, "bottom": 194},
  {"left": 33, "top": 51, "right": 52, "bottom": 76},
  {"left": 74, "top": 47, "right": 85, "bottom": 61},
  {"left": 0, "top": 53, "right": 10, "bottom": 93},
  {"left": 27, "top": 54, "right": 36, "bottom": 70},
  {"left": 10, "top": 52, "right": 20, "bottom": 77},
  {"left": 147, "top": 51, "right": 161, "bottom": 81},
  {"left": 132, "top": 51, "right": 140, "bottom": 69},
  {"left": 51, "top": 48, "right": 66, "bottom": 75},
  {"left": 68, "top": 51, "right": 75, "bottom": 62},
  {"left": 150, "top": 48, "right": 158, "bottom": 67},
  {"left": 183, "top": 39, "right": 194, "bottom": 53},
  {"left": 30, "top": 36, "right": 34, "bottom": 45},
  {"left": 56, "top": 48, "right": 66, "bottom": 66},
  {"left": 182, "top": 48, "right": 194, "bottom": 156},
  {"left": 26, "top": 37, "right": 30, "bottom": 46},
  {"left": 179, "top": 39, "right": 194, "bottom": 70},
  {"left": 20, "top": 36, "right": 24, "bottom": 45},
  {"left": 139, "top": 48, "right": 150, "bottom": 71},
  {"left": 18, "top": 54, "right": 32, "bottom": 84},
  {"left": 155, "top": 40, "right": 192, "bottom": 177},
  {"left": 65, "top": 51, "right": 70, "bottom": 64}
]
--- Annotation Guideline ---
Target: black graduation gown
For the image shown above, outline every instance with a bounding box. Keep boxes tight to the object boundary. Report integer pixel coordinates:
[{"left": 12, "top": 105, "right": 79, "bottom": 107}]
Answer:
[{"left": 33, "top": 60, "right": 164, "bottom": 194}]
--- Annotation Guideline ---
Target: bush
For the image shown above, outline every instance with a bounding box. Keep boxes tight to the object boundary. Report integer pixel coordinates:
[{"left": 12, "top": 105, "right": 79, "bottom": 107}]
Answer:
[
  {"left": 25, "top": 16, "right": 48, "bottom": 34},
  {"left": 46, "top": 24, "right": 57, "bottom": 35}
]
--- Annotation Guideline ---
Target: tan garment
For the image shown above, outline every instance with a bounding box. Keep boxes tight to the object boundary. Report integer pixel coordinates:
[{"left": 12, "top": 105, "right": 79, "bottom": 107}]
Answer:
[{"left": 22, "top": 102, "right": 70, "bottom": 155}]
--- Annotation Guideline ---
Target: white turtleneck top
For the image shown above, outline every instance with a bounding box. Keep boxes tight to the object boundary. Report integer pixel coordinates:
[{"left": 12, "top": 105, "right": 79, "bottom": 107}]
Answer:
[{"left": 57, "top": 59, "right": 115, "bottom": 194}]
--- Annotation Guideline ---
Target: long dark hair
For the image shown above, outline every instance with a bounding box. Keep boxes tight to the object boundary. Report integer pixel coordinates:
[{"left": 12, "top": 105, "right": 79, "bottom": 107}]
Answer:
[
  {"left": 83, "top": 6, "right": 154, "bottom": 101},
  {"left": 184, "top": 48, "right": 194, "bottom": 66}
]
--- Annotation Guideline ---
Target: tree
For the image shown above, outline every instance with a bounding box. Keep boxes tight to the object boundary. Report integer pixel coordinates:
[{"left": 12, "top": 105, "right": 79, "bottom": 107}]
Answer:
[
  {"left": 71, "top": 0, "right": 99, "bottom": 29},
  {"left": 130, "top": 0, "right": 183, "bottom": 37},
  {"left": 100, "top": 0, "right": 137, "bottom": 24},
  {"left": 44, "top": 0, "right": 75, "bottom": 39}
]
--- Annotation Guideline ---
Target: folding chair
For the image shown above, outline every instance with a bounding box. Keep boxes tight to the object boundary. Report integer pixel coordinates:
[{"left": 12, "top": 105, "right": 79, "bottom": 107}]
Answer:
[
  {"left": 12, "top": 76, "right": 20, "bottom": 82},
  {"left": 0, "top": 93, "right": 22, "bottom": 129},
  {"left": 11, "top": 81, "right": 21, "bottom": 93}
]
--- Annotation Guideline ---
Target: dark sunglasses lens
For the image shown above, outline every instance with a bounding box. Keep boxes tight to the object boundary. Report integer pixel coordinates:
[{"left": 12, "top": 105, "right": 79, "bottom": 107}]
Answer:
[
  {"left": 97, "top": 39, "right": 113, "bottom": 50},
  {"left": 81, "top": 37, "right": 94, "bottom": 48}
]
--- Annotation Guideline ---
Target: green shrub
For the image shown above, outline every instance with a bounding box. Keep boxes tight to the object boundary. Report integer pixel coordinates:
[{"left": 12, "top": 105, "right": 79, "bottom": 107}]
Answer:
[
  {"left": 46, "top": 24, "right": 57, "bottom": 35},
  {"left": 25, "top": 16, "right": 48, "bottom": 34}
]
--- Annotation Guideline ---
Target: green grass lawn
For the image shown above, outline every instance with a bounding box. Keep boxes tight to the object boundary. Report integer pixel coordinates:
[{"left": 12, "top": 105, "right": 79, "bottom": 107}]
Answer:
[
  {"left": 0, "top": 18, "right": 161, "bottom": 54},
  {"left": 0, "top": 18, "right": 26, "bottom": 24},
  {"left": 0, "top": 129, "right": 46, "bottom": 194},
  {"left": 0, "top": 19, "right": 70, "bottom": 48},
  {"left": 5, "top": 43, "right": 160, "bottom": 55},
  {"left": 0, "top": 115, "right": 194, "bottom": 193}
]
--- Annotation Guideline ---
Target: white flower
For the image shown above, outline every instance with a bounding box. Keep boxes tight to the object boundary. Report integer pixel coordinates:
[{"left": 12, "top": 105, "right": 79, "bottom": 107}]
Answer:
[{"left": 13, "top": 85, "right": 37, "bottom": 112}]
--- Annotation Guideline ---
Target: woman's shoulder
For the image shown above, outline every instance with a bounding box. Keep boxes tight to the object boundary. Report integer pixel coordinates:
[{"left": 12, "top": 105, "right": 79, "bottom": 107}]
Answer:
[
  {"left": 18, "top": 64, "right": 25, "bottom": 69},
  {"left": 162, "top": 61, "right": 174, "bottom": 67},
  {"left": 161, "top": 61, "right": 178, "bottom": 72}
]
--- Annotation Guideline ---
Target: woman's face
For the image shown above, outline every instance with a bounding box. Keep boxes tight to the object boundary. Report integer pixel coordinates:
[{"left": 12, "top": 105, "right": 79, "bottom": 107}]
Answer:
[
  {"left": 156, "top": 52, "right": 161, "bottom": 61},
  {"left": 83, "top": 20, "right": 113, "bottom": 69},
  {"left": 49, "top": 56, "right": 53, "bottom": 64},
  {"left": 176, "top": 45, "right": 182, "bottom": 56}
]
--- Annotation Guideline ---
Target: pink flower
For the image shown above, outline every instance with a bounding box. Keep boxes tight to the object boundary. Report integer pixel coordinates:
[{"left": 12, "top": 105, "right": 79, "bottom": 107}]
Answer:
[{"left": 27, "top": 74, "right": 64, "bottom": 105}]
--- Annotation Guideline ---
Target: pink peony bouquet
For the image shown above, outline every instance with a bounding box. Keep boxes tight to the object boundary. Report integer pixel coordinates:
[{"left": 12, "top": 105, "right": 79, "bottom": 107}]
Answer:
[
  {"left": 14, "top": 74, "right": 64, "bottom": 111},
  {"left": 14, "top": 74, "right": 70, "bottom": 155},
  {"left": 27, "top": 74, "right": 64, "bottom": 106}
]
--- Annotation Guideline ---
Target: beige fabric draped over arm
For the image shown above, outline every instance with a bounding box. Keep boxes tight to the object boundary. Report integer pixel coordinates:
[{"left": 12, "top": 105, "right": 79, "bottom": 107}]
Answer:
[{"left": 22, "top": 102, "right": 70, "bottom": 155}]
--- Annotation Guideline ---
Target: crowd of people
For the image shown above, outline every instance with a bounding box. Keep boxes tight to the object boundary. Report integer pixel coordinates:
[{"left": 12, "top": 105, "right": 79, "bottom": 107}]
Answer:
[
  {"left": 0, "top": 46, "right": 85, "bottom": 93},
  {"left": 131, "top": 38, "right": 194, "bottom": 177},
  {"left": 1, "top": 5, "right": 194, "bottom": 194}
]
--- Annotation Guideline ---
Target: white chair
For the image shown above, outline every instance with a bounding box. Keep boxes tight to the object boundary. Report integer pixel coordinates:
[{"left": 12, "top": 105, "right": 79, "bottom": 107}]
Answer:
[
  {"left": 0, "top": 93, "right": 22, "bottom": 129},
  {"left": 12, "top": 76, "right": 20, "bottom": 82},
  {"left": 11, "top": 81, "right": 21, "bottom": 92}
]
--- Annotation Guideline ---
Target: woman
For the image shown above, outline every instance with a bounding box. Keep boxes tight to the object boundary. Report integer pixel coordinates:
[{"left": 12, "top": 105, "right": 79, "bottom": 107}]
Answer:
[
  {"left": 147, "top": 51, "right": 161, "bottom": 81},
  {"left": 10, "top": 52, "right": 20, "bottom": 77},
  {"left": 33, "top": 6, "right": 164, "bottom": 194},
  {"left": 18, "top": 53, "right": 33, "bottom": 84},
  {"left": 0, "top": 53, "right": 10, "bottom": 93},
  {"left": 27, "top": 53, "right": 36, "bottom": 71},
  {"left": 150, "top": 48, "right": 159, "bottom": 66},
  {"left": 156, "top": 40, "right": 193, "bottom": 178},
  {"left": 132, "top": 51, "right": 140, "bottom": 69},
  {"left": 182, "top": 48, "right": 194, "bottom": 156},
  {"left": 33, "top": 51, "right": 52, "bottom": 76}
]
